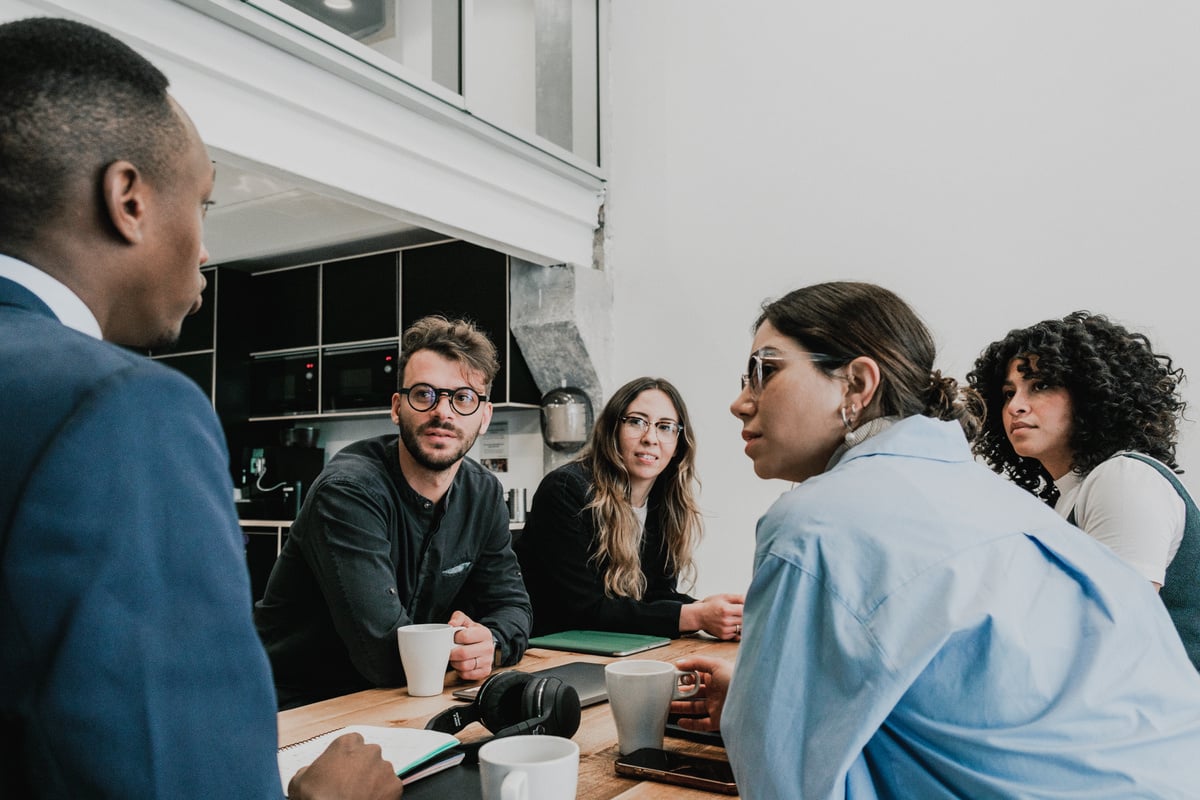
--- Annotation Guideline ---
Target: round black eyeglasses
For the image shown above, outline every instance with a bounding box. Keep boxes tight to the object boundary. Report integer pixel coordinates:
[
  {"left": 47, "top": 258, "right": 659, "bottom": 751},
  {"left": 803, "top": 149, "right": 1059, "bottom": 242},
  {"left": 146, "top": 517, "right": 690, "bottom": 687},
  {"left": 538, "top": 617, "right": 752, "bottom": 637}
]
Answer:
[{"left": 399, "top": 383, "right": 488, "bottom": 415}]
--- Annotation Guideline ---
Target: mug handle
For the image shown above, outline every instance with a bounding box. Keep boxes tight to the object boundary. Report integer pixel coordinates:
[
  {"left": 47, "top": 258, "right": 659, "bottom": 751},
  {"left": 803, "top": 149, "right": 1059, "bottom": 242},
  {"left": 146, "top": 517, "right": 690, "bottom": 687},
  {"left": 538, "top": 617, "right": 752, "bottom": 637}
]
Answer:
[
  {"left": 500, "top": 770, "right": 529, "bottom": 800},
  {"left": 673, "top": 669, "right": 701, "bottom": 699}
]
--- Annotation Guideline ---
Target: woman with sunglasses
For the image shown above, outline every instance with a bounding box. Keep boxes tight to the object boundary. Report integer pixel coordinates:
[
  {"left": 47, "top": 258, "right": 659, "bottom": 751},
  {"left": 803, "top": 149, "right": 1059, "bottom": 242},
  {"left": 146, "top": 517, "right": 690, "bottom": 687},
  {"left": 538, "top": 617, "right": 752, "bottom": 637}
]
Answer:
[
  {"left": 671, "top": 282, "right": 1200, "bottom": 798},
  {"left": 515, "top": 376, "right": 743, "bottom": 639},
  {"left": 968, "top": 312, "right": 1198, "bottom": 668}
]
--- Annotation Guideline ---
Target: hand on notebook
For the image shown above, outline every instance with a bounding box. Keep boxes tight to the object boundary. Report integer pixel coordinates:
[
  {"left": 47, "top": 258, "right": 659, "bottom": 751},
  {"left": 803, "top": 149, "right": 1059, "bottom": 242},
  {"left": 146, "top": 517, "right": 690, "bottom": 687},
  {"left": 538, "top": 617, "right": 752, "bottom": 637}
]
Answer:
[
  {"left": 669, "top": 655, "right": 734, "bottom": 734},
  {"left": 288, "top": 731, "right": 404, "bottom": 800},
  {"left": 680, "top": 593, "right": 745, "bottom": 640},
  {"left": 447, "top": 610, "right": 496, "bottom": 681}
]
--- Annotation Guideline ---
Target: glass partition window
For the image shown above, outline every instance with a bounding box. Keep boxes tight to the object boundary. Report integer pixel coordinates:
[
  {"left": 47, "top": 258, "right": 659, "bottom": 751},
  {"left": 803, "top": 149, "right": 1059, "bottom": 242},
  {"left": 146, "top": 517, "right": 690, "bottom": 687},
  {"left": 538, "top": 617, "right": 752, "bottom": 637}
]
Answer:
[{"left": 265, "top": 0, "right": 598, "bottom": 165}]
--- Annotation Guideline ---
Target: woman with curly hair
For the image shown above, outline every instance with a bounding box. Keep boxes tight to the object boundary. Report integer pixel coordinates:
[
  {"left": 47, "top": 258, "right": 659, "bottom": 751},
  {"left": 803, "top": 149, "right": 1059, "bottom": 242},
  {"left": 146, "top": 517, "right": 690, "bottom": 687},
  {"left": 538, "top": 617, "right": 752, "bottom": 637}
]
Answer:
[
  {"left": 968, "top": 312, "right": 1198, "bottom": 667},
  {"left": 515, "top": 376, "right": 743, "bottom": 639}
]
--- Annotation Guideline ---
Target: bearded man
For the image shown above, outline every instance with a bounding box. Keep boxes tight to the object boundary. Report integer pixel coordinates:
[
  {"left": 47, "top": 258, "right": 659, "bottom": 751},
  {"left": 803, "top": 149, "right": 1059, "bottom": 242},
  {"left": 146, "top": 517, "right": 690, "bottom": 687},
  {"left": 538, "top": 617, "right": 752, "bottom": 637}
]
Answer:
[{"left": 254, "top": 315, "right": 531, "bottom": 709}]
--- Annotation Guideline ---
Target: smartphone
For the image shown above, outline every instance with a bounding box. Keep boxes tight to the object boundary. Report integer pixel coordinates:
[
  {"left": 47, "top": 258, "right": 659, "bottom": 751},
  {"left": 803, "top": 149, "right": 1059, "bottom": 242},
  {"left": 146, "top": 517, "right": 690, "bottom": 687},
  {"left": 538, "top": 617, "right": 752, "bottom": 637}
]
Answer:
[
  {"left": 665, "top": 713, "right": 724, "bottom": 747},
  {"left": 614, "top": 747, "right": 737, "bottom": 794}
]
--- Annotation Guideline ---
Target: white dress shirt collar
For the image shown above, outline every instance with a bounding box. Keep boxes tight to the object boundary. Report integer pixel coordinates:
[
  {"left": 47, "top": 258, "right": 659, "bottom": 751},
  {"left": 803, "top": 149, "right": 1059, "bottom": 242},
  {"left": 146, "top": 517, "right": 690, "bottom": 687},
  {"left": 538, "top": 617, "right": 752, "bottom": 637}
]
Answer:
[{"left": 0, "top": 253, "right": 102, "bottom": 339}]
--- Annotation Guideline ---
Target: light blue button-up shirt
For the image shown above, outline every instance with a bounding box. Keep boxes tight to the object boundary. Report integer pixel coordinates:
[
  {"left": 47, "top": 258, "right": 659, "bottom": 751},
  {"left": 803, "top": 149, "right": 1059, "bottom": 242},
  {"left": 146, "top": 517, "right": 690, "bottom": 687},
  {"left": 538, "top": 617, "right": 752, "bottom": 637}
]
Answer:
[{"left": 723, "top": 415, "right": 1200, "bottom": 799}]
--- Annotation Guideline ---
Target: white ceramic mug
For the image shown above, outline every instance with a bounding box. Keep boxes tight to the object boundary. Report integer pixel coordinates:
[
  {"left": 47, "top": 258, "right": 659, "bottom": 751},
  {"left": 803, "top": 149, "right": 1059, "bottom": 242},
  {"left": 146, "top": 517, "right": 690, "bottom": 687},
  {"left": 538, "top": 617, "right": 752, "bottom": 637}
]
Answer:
[
  {"left": 397, "top": 623, "right": 465, "bottom": 697},
  {"left": 478, "top": 735, "right": 579, "bottom": 800},
  {"left": 605, "top": 659, "right": 700, "bottom": 754}
]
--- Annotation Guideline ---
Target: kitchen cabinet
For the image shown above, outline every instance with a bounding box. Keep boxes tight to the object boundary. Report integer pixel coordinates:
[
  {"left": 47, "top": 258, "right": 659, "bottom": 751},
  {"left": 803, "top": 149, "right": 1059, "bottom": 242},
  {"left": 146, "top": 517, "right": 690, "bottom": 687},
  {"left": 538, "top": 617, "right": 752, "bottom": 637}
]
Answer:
[
  {"left": 248, "top": 266, "right": 319, "bottom": 353},
  {"left": 245, "top": 251, "right": 399, "bottom": 419},
  {"left": 230, "top": 239, "right": 536, "bottom": 421},
  {"left": 174, "top": 269, "right": 216, "bottom": 354},
  {"left": 401, "top": 241, "right": 540, "bottom": 405},
  {"left": 148, "top": 267, "right": 214, "bottom": 397},
  {"left": 322, "top": 252, "right": 399, "bottom": 344},
  {"left": 241, "top": 521, "right": 290, "bottom": 604},
  {"left": 150, "top": 267, "right": 251, "bottom": 411}
]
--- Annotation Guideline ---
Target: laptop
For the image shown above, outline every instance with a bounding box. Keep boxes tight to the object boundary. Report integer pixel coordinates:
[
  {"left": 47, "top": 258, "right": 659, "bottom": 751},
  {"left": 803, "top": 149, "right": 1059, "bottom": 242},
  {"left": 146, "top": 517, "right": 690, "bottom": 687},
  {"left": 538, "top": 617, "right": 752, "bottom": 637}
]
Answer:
[{"left": 452, "top": 661, "right": 609, "bottom": 707}]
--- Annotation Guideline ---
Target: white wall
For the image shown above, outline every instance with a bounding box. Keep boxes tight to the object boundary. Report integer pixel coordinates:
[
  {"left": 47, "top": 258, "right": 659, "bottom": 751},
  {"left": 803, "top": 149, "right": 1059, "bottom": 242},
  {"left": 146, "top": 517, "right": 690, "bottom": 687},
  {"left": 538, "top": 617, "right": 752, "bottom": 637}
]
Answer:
[{"left": 604, "top": 2, "right": 1200, "bottom": 597}]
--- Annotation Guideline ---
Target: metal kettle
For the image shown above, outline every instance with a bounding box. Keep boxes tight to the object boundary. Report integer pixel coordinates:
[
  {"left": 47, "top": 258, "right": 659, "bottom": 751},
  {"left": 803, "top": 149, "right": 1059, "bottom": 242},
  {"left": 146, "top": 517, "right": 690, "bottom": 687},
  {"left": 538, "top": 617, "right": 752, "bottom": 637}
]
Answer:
[{"left": 506, "top": 488, "right": 527, "bottom": 523}]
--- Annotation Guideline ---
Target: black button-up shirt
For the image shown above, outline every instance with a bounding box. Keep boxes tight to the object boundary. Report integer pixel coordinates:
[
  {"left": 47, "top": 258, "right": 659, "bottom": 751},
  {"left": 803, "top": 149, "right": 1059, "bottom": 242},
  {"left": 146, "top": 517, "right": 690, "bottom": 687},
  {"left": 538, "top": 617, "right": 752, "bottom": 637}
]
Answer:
[{"left": 254, "top": 435, "right": 531, "bottom": 708}]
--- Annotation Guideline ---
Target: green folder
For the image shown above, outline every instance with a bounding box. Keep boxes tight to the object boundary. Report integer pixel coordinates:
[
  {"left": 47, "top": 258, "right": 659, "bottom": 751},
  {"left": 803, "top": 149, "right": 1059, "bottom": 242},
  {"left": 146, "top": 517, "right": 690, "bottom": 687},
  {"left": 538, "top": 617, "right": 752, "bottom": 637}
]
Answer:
[{"left": 527, "top": 629, "right": 671, "bottom": 657}]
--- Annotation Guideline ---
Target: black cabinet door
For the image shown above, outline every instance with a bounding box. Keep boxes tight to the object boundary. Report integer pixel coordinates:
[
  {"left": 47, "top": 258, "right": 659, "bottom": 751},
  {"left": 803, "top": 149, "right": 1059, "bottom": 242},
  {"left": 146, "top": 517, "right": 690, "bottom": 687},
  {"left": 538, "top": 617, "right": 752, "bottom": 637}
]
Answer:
[
  {"left": 322, "top": 252, "right": 399, "bottom": 344},
  {"left": 249, "top": 266, "right": 319, "bottom": 352},
  {"left": 508, "top": 331, "right": 541, "bottom": 404},
  {"left": 401, "top": 242, "right": 509, "bottom": 401},
  {"left": 157, "top": 352, "right": 214, "bottom": 400},
  {"left": 174, "top": 269, "right": 216, "bottom": 353}
]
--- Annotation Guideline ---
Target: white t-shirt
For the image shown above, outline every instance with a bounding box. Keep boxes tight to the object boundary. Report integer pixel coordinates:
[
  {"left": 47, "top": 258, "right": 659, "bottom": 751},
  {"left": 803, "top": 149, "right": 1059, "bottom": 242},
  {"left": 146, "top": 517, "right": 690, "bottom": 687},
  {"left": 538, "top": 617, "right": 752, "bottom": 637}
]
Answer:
[
  {"left": 1054, "top": 453, "right": 1187, "bottom": 585},
  {"left": 633, "top": 502, "right": 649, "bottom": 531}
]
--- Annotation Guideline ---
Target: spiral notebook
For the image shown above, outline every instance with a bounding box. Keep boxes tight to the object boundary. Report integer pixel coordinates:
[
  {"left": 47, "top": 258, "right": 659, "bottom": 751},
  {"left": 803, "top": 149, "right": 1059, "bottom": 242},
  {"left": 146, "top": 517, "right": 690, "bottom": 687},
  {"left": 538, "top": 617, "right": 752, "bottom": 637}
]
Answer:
[{"left": 278, "top": 724, "right": 461, "bottom": 796}]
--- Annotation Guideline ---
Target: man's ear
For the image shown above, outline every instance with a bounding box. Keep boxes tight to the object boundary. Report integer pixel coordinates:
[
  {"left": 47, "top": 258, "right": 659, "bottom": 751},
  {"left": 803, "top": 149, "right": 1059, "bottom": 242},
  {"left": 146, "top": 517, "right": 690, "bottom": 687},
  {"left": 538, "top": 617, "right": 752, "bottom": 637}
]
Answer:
[
  {"left": 100, "top": 160, "right": 146, "bottom": 245},
  {"left": 844, "top": 356, "right": 882, "bottom": 413}
]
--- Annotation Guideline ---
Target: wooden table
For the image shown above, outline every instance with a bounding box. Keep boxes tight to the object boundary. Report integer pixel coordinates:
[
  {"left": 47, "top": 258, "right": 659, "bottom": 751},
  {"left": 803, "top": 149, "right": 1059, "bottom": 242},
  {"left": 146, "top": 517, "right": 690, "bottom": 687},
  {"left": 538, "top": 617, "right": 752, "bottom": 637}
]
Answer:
[{"left": 278, "top": 636, "right": 739, "bottom": 799}]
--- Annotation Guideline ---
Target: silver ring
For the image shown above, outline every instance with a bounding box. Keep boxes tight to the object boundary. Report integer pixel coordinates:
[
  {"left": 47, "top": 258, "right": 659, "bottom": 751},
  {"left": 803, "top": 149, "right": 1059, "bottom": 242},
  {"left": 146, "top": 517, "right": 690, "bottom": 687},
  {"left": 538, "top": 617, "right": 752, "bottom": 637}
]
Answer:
[
  {"left": 473, "top": 656, "right": 479, "bottom": 670},
  {"left": 735, "top": 624, "right": 741, "bottom": 636}
]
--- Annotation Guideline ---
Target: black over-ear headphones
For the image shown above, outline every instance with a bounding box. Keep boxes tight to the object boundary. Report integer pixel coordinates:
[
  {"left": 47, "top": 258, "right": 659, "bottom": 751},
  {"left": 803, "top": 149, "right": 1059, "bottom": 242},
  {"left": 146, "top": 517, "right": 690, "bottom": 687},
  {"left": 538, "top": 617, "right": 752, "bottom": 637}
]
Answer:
[{"left": 425, "top": 671, "right": 581, "bottom": 761}]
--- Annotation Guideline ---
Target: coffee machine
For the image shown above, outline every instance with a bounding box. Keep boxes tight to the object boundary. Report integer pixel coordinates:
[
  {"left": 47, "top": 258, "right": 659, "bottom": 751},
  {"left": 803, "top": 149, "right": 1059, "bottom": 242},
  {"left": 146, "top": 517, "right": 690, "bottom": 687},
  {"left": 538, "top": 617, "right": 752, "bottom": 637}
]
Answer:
[{"left": 236, "top": 442, "right": 325, "bottom": 521}]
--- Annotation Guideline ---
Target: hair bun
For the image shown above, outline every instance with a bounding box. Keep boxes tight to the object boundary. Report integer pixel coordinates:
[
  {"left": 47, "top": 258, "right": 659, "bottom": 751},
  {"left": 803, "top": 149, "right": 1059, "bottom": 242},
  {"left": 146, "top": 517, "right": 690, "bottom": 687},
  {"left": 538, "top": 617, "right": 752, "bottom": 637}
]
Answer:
[{"left": 925, "top": 370, "right": 985, "bottom": 440}]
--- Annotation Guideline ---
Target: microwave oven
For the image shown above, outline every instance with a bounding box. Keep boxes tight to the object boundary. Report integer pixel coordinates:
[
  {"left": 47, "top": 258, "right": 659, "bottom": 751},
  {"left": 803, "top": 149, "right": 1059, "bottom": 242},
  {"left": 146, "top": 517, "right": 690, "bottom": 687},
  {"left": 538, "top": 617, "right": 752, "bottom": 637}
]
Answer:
[
  {"left": 249, "top": 351, "right": 318, "bottom": 416},
  {"left": 323, "top": 343, "right": 398, "bottom": 412}
]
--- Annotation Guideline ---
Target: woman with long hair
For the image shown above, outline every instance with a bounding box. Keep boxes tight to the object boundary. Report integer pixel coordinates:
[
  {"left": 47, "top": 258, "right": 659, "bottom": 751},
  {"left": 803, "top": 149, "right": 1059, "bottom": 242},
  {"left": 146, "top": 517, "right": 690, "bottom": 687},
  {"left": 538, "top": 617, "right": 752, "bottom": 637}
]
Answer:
[
  {"left": 671, "top": 282, "right": 1200, "bottom": 798},
  {"left": 515, "top": 376, "right": 743, "bottom": 639}
]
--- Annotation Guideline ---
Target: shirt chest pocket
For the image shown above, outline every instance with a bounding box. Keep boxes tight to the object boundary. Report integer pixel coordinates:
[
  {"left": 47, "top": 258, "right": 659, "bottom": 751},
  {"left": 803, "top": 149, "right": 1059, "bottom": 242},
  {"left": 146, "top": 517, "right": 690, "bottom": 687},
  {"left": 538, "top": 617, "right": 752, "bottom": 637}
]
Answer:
[{"left": 413, "top": 556, "right": 475, "bottom": 619}]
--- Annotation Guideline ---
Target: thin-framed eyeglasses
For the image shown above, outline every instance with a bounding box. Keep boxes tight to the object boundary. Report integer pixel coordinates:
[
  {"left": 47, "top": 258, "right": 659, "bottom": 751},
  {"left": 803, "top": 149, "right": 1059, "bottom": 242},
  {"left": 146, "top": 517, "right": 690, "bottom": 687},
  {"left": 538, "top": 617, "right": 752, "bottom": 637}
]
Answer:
[
  {"left": 399, "top": 383, "right": 488, "bottom": 415},
  {"left": 740, "top": 349, "right": 839, "bottom": 397},
  {"left": 620, "top": 415, "right": 684, "bottom": 442}
]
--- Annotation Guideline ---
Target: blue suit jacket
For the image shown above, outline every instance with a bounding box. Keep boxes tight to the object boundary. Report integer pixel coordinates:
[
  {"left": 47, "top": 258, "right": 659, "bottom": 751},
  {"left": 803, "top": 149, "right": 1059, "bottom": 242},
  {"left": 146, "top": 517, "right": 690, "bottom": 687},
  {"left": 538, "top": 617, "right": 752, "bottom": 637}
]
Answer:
[{"left": 0, "top": 276, "right": 283, "bottom": 798}]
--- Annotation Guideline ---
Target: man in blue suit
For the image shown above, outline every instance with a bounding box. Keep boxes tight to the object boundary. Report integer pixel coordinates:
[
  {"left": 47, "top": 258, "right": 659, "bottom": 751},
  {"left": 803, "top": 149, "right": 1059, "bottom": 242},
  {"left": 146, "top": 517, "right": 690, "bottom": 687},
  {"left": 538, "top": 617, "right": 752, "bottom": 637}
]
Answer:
[{"left": 0, "top": 17, "right": 402, "bottom": 799}]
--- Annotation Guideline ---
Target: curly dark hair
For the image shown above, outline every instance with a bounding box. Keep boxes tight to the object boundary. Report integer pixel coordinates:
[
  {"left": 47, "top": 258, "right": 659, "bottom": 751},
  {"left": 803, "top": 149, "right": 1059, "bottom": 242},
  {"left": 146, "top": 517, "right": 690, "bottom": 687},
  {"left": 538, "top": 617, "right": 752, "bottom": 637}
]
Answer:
[{"left": 967, "top": 312, "right": 1186, "bottom": 502}]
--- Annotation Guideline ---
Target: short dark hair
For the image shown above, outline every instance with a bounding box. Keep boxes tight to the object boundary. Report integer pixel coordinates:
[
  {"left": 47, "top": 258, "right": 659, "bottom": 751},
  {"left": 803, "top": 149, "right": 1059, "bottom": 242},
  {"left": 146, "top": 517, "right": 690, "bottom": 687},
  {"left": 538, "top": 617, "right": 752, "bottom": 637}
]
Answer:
[
  {"left": 0, "top": 17, "right": 184, "bottom": 246},
  {"left": 756, "top": 281, "right": 983, "bottom": 437},
  {"left": 398, "top": 315, "right": 500, "bottom": 391},
  {"left": 968, "top": 311, "right": 1187, "bottom": 502}
]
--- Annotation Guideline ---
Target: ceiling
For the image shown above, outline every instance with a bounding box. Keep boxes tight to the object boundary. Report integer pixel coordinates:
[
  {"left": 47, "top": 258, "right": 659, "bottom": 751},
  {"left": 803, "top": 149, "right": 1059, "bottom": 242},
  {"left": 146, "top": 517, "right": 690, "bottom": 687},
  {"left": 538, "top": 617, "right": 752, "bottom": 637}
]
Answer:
[{"left": 204, "top": 159, "right": 448, "bottom": 271}]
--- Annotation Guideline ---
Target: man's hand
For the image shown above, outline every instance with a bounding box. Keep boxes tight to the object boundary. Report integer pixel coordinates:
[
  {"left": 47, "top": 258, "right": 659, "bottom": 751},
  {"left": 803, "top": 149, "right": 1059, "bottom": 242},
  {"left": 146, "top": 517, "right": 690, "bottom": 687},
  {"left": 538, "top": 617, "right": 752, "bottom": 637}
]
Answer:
[
  {"left": 447, "top": 610, "right": 496, "bottom": 681},
  {"left": 288, "top": 732, "right": 404, "bottom": 800}
]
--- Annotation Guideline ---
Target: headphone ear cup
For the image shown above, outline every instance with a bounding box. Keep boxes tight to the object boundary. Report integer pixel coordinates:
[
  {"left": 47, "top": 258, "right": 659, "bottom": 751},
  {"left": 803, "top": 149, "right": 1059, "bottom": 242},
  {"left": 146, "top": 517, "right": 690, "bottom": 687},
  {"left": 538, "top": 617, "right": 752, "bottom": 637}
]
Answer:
[
  {"left": 476, "top": 670, "right": 534, "bottom": 734},
  {"left": 538, "top": 677, "right": 581, "bottom": 738},
  {"left": 515, "top": 676, "right": 581, "bottom": 737}
]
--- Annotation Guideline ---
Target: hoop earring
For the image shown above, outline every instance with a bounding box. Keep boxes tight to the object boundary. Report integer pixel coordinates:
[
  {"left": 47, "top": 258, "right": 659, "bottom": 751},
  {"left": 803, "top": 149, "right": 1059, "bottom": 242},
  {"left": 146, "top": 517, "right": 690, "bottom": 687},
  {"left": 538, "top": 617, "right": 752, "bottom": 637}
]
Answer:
[{"left": 840, "top": 404, "right": 857, "bottom": 432}]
